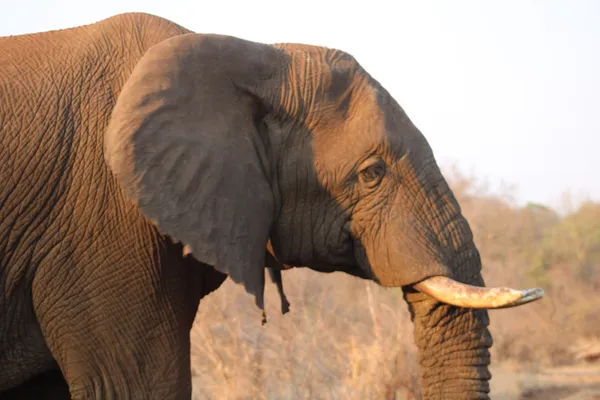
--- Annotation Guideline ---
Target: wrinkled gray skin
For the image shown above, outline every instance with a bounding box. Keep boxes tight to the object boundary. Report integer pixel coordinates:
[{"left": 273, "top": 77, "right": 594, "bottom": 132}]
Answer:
[{"left": 0, "top": 13, "right": 495, "bottom": 399}]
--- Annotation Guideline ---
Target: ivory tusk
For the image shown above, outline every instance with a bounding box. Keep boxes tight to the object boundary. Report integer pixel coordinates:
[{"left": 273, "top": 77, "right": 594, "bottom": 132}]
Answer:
[{"left": 413, "top": 276, "right": 544, "bottom": 309}]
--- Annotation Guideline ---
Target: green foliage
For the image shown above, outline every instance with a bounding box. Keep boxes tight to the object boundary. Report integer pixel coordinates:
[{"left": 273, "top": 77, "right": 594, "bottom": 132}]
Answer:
[{"left": 530, "top": 201, "right": 600, "bottom": 284}]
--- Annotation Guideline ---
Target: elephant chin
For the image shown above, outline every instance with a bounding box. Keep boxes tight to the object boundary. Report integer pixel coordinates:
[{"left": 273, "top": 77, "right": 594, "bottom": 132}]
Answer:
[{"left": 413, "top": 275, "right": 544, "bottom": 309}]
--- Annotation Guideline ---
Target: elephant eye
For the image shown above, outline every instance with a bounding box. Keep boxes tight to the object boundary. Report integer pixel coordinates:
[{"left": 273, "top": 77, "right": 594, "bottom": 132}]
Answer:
[{"left": 358, "top": 160, "right": 386, "bottom": 188}]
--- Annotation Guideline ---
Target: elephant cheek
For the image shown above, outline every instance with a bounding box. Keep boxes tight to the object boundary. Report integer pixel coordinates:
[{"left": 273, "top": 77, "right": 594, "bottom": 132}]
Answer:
[{"left": 357, "top": 228, "right": 454, "bottom": 288}]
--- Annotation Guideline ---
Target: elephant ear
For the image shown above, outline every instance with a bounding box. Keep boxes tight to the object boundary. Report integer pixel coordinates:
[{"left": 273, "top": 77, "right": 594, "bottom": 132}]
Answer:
[{"left": 104, "top": 33, "right": 287, "bottom": 311}]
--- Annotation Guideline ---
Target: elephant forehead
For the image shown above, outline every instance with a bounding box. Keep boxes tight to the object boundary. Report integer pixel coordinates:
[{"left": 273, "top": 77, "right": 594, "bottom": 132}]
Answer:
[{"left": 310, "top": 84, "right": 392, "bottom": 169}]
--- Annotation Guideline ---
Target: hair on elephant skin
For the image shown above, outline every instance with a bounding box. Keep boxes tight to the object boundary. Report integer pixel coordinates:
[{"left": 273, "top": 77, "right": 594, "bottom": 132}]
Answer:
[{"left": 0, "top": 12, "right": 542, "bottom": 399}]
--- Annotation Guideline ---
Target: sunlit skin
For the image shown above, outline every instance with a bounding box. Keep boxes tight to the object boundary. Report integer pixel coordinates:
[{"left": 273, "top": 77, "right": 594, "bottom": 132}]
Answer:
[{"left": 0, "top": 13, "right": 540, "bottom": 400}]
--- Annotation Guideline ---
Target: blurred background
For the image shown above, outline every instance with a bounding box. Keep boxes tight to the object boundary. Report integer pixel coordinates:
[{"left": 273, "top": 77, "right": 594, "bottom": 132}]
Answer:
[{"left": 3, "top": 1, "right": 599, "bottom": 398}]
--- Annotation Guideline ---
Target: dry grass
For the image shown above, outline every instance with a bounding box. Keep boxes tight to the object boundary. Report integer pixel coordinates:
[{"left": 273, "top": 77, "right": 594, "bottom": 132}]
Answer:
[
  {"left": 191, "top": 274, "right": 420, "bottom": 399},
  {"left": 189, "top": 167, "right": 600, "bottom": 399}
]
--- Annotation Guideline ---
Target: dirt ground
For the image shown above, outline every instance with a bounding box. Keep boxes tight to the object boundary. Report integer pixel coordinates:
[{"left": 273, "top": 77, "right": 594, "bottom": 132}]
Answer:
[
  {"left": 490, "top": 362, "right": 600, "bottom": 400},
  {"left": 190, "top": 362, "right": 600, "bottom": 399}
]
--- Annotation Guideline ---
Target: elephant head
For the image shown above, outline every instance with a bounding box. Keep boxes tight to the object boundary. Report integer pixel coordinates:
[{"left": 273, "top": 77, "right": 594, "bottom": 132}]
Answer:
[{"left": 104, "top": 33, "right": 542, "bottom": 398}]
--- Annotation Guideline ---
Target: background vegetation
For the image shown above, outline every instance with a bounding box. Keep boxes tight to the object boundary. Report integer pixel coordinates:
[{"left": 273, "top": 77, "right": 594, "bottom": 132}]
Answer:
[{"left": 190, "top": 168, "right": 600, "bottom": 399}]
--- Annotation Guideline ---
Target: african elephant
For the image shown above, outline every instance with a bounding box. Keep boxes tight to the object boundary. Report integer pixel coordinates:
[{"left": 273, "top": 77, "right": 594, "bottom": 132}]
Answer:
[{"left": 0, "top": 12, "right": 543, "bottom": 399}]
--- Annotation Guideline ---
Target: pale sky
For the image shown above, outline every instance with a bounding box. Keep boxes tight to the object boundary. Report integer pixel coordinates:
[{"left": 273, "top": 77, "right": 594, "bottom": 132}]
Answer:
[{"left": 3, "top": 0, "right": 599, "bottom": 209}]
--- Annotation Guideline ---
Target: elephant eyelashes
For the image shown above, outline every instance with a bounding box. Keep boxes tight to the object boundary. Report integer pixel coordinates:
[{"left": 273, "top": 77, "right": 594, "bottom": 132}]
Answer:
[{"left": 358, "top": 159, "right": 386, "bottom": 189}]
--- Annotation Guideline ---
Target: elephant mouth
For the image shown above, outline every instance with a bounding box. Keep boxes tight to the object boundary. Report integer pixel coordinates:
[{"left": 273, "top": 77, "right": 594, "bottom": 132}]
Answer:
[
  {"left": 303, "top": 263, "right": 544, "bottom": 309},
  {"left": 412, "top": 275, "right": 545, "bottom": 309},
  {"left": 304, "top": 261, "right": 370, "bottom": 279},
  {"left": 300, "top": 237, "right": 544, "bottom": 310}
]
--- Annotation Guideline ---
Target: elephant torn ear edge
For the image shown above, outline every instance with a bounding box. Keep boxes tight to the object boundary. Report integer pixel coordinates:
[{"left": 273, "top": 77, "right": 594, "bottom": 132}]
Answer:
[
  {"left": 268, "top": 267, "right": 291, "bottom": 314},
  {"left": 180, "top": 242, "right": 269, "bottom": 324}
]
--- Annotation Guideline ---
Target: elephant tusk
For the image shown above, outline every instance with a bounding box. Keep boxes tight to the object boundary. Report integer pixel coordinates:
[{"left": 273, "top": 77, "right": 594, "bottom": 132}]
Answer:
[{"left": 413, "top": 276, "right": 544, "bottom": 309}]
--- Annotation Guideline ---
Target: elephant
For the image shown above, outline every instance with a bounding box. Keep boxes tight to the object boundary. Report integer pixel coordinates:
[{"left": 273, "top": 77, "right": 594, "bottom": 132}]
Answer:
[{"left": 0, "top": 12, "right": 543, "bottom": 399}]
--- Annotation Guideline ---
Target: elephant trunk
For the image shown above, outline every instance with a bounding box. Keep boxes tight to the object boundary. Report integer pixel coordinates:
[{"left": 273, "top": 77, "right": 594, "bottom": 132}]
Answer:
[
  {"left": 402, "top": 179, "right": 494, "bottom": 399},
  {"left": 405, "top": 282, "right": 493, "bottom": 399},
  {"left": 404, "top": 237, "right": 494, "bottom": 398}
]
